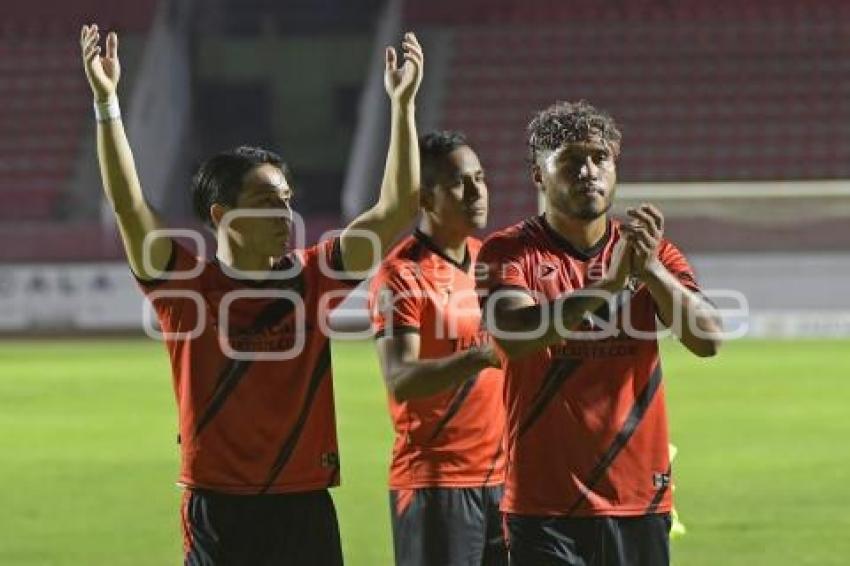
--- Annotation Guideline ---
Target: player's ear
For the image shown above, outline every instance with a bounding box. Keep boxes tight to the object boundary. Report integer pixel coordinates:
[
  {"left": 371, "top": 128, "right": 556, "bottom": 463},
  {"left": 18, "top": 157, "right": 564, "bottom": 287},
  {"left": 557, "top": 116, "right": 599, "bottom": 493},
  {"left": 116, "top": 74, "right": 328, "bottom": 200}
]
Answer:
[
  {"left": 209, "top": 203, "right": 227, "bottom": 228},
  {"left": 419, "top": 185, "right": 434, "bottom": 211},
  {"left": 531, "top": 164, "right": 544, "bottom": 192}
]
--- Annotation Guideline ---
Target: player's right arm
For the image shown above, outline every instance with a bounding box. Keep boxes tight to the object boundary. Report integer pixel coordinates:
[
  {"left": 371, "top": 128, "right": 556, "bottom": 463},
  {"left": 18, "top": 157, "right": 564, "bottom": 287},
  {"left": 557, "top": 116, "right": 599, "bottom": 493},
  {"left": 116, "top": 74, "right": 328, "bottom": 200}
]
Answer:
[
  {"left": 371, "top": 262, "right": 499, "bottom": 401},
  {"left": 482, "top": 237, "right": 633, "bottom": 360},
  {"left": 80, "top": 24, "right": 171, "bottom": 280},
  {"left": 376, "top": 333, "right": 499, "bottom": 402}
]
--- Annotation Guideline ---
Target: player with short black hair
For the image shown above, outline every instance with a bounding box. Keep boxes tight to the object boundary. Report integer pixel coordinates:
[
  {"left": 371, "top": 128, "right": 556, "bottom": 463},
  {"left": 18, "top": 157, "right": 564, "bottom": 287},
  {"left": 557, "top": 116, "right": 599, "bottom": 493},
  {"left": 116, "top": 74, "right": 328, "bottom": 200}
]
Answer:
[
  {"left": 477, "top": 100, "right": 723, "bottom": 566},
  {"left": 370, "top": 130, "right": 508, "bottom": 566},
  {"left": 190, "top": 146, "right": 292, "bottom": 228},
  {"left": 81, "top": 23, "right": 425, "bottom": 565}
]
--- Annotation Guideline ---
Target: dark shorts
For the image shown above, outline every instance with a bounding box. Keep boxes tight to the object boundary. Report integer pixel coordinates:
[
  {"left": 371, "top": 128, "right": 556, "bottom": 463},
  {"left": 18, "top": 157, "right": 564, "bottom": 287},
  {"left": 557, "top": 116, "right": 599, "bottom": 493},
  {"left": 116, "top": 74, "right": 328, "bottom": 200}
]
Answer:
[
  {"left": 506, "top": 513, "right": 671, "bottom": 566},
  {"left": 390, "top": 485, "right": 508, "bottom": 566},
  {"left": 182, "top": 488, "right": 343, "bottom": 566}
]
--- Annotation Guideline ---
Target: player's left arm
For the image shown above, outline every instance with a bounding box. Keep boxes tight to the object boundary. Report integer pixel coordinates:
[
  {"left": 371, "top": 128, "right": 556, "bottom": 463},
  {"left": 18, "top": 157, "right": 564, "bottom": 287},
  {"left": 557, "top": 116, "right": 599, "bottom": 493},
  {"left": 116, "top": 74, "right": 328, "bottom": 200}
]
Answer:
[
  {"left": 338, "top": 32, "right": 423, "bottom": 274},
  {"left": 622, "top": 204, "right": 723, "bottom": 357}
]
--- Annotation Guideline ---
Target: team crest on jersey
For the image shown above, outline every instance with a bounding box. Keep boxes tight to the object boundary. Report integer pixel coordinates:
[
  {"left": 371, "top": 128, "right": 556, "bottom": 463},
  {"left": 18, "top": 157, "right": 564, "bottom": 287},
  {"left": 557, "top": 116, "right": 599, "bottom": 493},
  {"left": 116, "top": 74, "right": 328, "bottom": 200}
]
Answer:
[
  {"left": 538, "top": 262, "right": 558, "bottom": 279},
  {"left": 321, "top": 451, "right": 339, "bottom": 469},
  {"left": 653, "top": 471, "right": 671, "bottom": 489}
]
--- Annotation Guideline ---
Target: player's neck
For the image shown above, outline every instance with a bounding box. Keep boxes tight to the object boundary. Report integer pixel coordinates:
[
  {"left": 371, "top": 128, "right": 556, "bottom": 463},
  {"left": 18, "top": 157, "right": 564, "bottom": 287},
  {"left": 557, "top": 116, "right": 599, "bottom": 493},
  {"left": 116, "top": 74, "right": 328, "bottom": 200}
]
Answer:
[
  {"left": 544, "top": 207, "right": 608, "bottom": 251},
  {"left": 417, "top": 220, "right": 468, "bottom": 264},
  {"left": 216, "top": 237, "right": 276, "bottom": 277}
]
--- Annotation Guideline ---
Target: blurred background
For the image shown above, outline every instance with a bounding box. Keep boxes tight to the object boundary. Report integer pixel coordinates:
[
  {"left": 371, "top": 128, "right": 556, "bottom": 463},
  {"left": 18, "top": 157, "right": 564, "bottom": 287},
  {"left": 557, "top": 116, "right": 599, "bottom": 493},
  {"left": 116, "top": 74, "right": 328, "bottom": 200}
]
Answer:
[
  {"left": 2, "top": 0, "right": 849, "bottom": 336},
  {"left": 0, "top": 1, "right": 848, "bottom": 565}
]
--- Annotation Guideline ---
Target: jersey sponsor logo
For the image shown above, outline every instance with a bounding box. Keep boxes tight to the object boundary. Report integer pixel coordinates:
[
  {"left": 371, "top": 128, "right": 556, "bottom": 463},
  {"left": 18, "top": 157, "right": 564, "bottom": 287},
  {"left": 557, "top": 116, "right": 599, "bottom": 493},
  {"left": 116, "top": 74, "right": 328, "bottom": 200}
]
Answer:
[
  {"left": 454, "top": 330, "right": 490, "bottom": 352},
  {"left": 550, "top": 337, "right": 639, "bottom": 360},
  {"left": 228, "top": 316, "right": 303, "bottom": 353}
]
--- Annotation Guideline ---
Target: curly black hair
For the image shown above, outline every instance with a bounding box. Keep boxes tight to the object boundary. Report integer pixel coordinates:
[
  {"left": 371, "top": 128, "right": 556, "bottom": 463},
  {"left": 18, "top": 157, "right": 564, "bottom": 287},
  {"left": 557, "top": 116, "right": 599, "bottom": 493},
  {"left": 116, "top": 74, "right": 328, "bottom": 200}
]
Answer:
[
  {"left": 527, "top": 100, "right": 622, "bottom": 166},
  {"left": 419, "top": 130, "right": 468, "bottom": 190}
]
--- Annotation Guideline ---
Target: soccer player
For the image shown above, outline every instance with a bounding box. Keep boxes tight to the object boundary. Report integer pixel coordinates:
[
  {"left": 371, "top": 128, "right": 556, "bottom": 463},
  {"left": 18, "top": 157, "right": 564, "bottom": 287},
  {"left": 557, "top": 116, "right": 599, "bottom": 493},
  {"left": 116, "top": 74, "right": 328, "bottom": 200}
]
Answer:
[
  {"left": 80, "top": 23, "right": 424, "bottom": 564},
  {"left": 369, "top": 131, "right": 507, "bottom": 566},
  {"left": 476, "top": 101, "right": 723, "bottom": 566}
]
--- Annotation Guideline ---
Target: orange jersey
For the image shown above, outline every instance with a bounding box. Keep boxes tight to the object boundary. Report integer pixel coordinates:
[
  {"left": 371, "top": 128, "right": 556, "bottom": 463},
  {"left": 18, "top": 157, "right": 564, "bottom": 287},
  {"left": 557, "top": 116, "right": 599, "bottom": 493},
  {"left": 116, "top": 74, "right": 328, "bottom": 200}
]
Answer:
[
  {"left": 477, "top": 215, "right": 700, "bottom": 517},
  {"left": 369, "top": 230, "right": 505, "bottom": 489},
  {"left": 138, "top": 237, "right": 357, "bottom": 495}
]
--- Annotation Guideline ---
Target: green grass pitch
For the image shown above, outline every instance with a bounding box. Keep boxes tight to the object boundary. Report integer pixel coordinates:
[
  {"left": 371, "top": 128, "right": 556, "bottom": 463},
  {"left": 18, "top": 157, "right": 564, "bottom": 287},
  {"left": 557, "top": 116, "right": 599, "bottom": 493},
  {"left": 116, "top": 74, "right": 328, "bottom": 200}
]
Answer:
[{"left": 1, "top": 339, "right": 848, "bottom": 565}]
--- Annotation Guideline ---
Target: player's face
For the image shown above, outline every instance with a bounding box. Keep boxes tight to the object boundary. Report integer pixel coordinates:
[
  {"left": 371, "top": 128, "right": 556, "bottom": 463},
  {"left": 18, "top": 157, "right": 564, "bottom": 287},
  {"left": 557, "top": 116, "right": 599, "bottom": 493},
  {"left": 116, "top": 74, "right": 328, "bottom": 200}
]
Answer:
[
  {"left": 228, "top": 164, "right": 293, "bottom": 256},
  {"left": 536, "top": 139, "right": 617, "bottom": 221},
  {"left": 429, "top": 146, "right": 489, "bottom": 232}
]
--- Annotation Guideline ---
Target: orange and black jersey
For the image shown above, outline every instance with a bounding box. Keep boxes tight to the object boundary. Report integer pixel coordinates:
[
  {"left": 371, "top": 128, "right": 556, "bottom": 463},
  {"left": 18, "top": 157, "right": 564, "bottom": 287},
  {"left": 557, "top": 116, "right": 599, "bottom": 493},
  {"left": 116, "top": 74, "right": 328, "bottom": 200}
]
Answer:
[
  {"left": 477, "top": 215, "right": 700, "bottom": 517},
  {"left": 138, "top": 237, "right": 357, "bottom": 495},
  {"left": 370, "top": 230, "right": 505, "bottom": 489}
]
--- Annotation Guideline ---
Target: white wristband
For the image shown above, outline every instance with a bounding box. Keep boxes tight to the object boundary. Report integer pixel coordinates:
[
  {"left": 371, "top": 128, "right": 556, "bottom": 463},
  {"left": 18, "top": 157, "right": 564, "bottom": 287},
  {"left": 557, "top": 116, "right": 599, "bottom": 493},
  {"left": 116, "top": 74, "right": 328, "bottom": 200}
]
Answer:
[{"left": 94, "top": 96, "right": 121, "bottom": 122}]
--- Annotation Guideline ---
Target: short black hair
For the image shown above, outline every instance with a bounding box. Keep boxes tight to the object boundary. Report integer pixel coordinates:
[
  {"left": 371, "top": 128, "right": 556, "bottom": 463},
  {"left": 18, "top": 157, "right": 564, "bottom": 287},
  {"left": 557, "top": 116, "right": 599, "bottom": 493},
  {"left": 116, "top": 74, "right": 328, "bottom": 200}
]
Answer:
[
  {"left": 419, "top": 130, "right": 468, "bottom": 190},
  {"left": 191, "top": 145, "right": 285, "bottom": 227},
  {"left": 527, "top": 100, "right": 622, "bottom": 166}
]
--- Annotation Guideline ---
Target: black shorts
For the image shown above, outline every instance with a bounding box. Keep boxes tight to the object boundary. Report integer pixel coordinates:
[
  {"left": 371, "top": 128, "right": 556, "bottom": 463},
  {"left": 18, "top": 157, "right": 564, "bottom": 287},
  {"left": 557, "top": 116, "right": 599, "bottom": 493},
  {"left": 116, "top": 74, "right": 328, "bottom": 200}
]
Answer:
[
  {"left": 390, "top": 485, "right": 508, "bottom": 566},
  {"left": 182, "top": 488, "right": 343, "bottom": 566},
  {"left": 506, "top": 513, "right": 671, "bottom": 566}
]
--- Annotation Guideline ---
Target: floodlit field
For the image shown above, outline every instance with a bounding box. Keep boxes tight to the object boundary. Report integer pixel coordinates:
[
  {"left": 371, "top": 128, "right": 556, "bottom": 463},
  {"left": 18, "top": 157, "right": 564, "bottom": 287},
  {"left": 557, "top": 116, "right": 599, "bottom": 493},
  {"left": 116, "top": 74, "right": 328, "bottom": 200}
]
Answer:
[{"left": 0, "top": 339, "right": 847, "bottom": 565}]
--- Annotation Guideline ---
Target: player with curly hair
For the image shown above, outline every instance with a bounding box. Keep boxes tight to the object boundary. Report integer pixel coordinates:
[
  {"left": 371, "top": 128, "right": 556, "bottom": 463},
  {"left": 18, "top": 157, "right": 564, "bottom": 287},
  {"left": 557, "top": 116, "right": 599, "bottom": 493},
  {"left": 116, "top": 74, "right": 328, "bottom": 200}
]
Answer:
[{"left": 476, "top": 100, "right": 723, "bottom": 565}]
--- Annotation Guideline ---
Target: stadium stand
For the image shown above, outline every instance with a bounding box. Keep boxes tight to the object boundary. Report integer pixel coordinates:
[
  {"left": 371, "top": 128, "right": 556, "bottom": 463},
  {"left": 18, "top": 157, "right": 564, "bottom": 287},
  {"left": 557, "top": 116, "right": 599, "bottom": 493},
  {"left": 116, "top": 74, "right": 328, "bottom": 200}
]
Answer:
[
  {"left": 3, "top": 0, "right": 847, "bottom": 258},
  {"left": 0, "top": 1, "right": 159, "bottom": 256},
  {"left": 0, "top": 1, "right": 158, "bottom": 217},
  {"left": 218, "top": 0, "right": 386, "bottom": 35},
  {"left": 405, "top": 0, "right": 850, "bottom": 234}
]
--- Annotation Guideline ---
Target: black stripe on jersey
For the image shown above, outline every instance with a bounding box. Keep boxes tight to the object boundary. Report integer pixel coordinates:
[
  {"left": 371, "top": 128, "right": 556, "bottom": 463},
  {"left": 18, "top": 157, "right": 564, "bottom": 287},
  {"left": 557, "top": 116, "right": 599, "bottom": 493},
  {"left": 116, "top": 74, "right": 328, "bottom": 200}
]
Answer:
[
  {"left": 192, "top": 359, "right": 253, "bottom": 439},
  {"left": 517, "top": 357, "right": 583, "bottom": 438},
  {"left": 514, "top": 299, "right": 616, "bottom": 437},
  {"left": 261, "top": 339, "right": 332, "bottom": 493},
  {"left": 427, "top": 373, "right": 480, "bottom": 443},
  {"left": 566, "top": 363, "right": 664, "bottom": 516},
  {"left": 193, "top": 285, "right": 304, "bottom": 439},
  {"left": 645, "top": 463, "right": 673, "bottom": 514}
]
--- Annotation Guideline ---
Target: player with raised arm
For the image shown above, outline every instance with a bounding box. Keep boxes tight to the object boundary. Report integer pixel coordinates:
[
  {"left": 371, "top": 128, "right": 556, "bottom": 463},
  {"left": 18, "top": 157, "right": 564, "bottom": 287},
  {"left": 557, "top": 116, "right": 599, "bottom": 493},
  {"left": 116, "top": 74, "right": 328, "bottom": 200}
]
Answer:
[
  {"left": 81, "top": 23, "right": 423, "bottom": 565},
  {"left": 369, "top": 131, "right": 507, "bottom": 566},
  {"left": 476, "top": 101, "right": 723, "bottom": 566}
]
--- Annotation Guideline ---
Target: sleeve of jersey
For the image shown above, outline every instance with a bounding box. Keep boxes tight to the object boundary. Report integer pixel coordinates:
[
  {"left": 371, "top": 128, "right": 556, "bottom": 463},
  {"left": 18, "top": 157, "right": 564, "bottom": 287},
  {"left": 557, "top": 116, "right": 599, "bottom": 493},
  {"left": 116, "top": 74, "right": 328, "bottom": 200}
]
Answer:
[
  {"left": 302, "top": 237, "right": 363, "bottom": 310},
  {"left": 476, "top": 235, "right": 532, "bottom": 301},
  {"left": 369, "top": 263, "right": 424, "bottom": 339},
  {"left": 133, "top": 240, "right": 205, "bottom": 335},
  {"left": 658, "top": 240, "right": 701, "bottom": 292}
]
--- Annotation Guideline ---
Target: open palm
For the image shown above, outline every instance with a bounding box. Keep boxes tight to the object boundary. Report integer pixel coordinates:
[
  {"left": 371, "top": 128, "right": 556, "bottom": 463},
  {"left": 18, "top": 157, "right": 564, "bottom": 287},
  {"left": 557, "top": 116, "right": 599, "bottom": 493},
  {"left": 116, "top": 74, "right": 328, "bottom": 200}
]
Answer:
[
  {"left": 80, "top": 24, "right": 121, "bottom": 101},
  {"left": 384, "top": 32, "right": 423, "bottom": 105}
]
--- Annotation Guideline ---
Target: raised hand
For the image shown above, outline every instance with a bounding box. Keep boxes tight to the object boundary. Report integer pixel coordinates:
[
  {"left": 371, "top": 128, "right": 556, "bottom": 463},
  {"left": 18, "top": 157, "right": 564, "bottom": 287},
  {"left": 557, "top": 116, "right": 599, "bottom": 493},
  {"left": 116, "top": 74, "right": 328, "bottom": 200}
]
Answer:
[
  {"left": 621, "top": 203, "right": 664, "bottom": 277},
  {"left": 384, "top": 31, "right": 424, "bottom": 105},
  {"left": 80, "top": 24, "right": 121, "bottom": 102}
]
